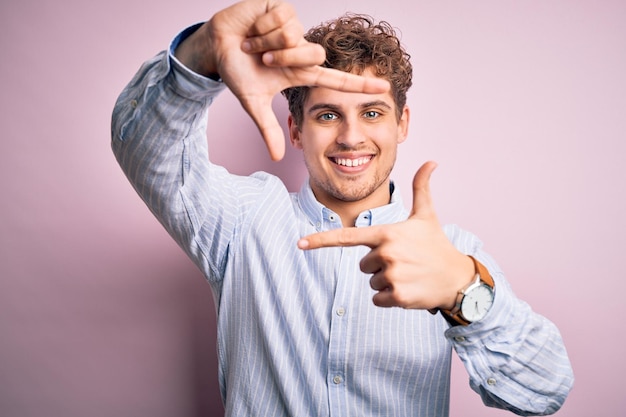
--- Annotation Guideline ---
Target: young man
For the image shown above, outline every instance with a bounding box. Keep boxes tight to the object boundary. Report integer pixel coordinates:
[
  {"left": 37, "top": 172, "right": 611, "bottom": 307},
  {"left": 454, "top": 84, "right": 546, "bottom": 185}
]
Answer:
[{"left": 111, "top": 0, "right": 573, "bottom": 415}]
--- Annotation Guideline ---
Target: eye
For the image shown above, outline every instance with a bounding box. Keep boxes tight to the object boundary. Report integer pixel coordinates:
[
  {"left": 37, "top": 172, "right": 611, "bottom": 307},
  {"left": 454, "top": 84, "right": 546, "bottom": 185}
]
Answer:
[
  {"left": 318, "top": 113, "right": 338, "bottom": 122},
  {"left": 363, "top": 110, "right": 380, "bottom": 119}
]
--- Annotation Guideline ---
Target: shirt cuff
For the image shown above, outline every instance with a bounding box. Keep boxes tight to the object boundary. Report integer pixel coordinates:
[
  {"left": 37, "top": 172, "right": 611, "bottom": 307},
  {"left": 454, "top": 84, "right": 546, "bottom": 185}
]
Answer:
[{"left": 167, "top": 23, "right": 226, "bottom": 100}]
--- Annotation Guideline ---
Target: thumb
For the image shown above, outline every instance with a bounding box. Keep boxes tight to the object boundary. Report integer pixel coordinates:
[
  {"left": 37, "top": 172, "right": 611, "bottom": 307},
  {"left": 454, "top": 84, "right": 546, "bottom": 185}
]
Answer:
[
  {"left": 240, "top": 95, "right": 286, "bottom": 161},
  {"left": 410, "top": 161, "right": 438, "bottom": 218}
]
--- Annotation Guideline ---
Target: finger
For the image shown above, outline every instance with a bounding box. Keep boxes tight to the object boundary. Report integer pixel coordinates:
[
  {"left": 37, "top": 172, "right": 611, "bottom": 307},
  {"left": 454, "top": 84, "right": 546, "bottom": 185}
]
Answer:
[
  {"left": 247, "top": 2, "right": 298, "bottom": 38},
  {"left": 239, "top": 95, "right": 286, "bottom": 161},
  {"left": 297, "top": 226, "right": 382, "bottom": 250},
  {"left": 244, "top": 18, "right": 305, "bottom": 54},
  {"left": 410, "top": 160, "right": 438, "bottom": 218},
  {"left": 369, "top": 272, "right": 388, "bottom": 291},
  {"left": 372, "top": 287, "right": 419, "bottom": 309},
  {"left": 262, "top": 48, "right": 389, "bottom": 94},
  {"left": 371, "top": 288, "right": 396, "bottom": 308},
  {"left": 359, "top": 250, "right": 383, "bottom": 274},
  {"left": 260, "top": 42, "right": 326, "bottom": 67},
  {"left": 311, "top": 67, "right": 390, "bottom": 94}
]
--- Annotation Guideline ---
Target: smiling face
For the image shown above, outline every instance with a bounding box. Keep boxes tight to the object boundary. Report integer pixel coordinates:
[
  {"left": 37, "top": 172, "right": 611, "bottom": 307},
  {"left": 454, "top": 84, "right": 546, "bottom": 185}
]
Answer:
[
  {"left": 289, "top": 71, "right": 410, "bottom": 218},
  {"left": 282, "top": 14, "right": 413, "bottom": 221}
]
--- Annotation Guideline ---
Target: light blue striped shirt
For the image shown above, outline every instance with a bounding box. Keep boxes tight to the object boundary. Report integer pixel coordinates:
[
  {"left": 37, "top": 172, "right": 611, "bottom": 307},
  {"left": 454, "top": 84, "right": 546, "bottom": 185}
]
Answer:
[{"left": 110, "top": 26, "right": 573, "bottom": 417}]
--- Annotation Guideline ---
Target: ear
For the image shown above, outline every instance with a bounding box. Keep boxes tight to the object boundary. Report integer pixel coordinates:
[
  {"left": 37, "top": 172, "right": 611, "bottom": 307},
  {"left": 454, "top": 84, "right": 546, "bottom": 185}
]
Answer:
[
  {"left": 288, "top": 114, "right": 303, "bottom": 149},
  {"left": 397, "top": 105, "right": 410, "bottom": 144}
]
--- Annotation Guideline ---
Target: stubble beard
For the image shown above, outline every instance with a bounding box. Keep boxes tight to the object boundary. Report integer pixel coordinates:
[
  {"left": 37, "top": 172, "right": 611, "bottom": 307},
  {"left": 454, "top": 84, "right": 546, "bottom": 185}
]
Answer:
[{"left": 307, "top": 159, "right": 394, "bottom": 204}]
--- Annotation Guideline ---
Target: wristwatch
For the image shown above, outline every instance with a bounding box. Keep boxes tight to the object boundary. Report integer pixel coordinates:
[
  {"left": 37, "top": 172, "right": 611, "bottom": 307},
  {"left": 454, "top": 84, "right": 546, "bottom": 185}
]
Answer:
[{"left": 441, "top": 256, "right": 495, "bottom": 326}]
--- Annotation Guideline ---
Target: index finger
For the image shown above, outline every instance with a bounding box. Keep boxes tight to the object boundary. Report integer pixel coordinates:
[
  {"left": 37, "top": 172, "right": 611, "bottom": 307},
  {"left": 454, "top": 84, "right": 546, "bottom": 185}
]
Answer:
[
  {"left": 311, "top": 66, "right": 390, "bottom": 94},
  {"left": 297, "top": 226, "right": 382, "bottom": 250}
]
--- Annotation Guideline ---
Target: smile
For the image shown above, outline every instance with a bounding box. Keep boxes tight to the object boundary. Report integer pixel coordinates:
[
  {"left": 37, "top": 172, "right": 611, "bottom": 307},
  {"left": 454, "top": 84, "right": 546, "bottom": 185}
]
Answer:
[{"left": 332, "top": 156, "right": 372, "bottom": 167}]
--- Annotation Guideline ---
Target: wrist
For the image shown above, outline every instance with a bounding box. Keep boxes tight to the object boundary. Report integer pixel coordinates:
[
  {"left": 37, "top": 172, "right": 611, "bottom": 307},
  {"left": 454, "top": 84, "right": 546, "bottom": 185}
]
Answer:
[
  {"left": 437, "top": 256, "right": 495, "bottom": 326},
  {"left": 440, "top": 254, "right": 475, "bottom": 311},
  {"left": 174, "top": 22, "right": 220, "bottom": 79}
]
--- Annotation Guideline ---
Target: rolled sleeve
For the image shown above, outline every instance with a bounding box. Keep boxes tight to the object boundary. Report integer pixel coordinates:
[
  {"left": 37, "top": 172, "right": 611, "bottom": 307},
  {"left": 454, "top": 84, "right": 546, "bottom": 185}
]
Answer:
[{"left": 443, "top": 225, "right": 574, "bottom": 415}]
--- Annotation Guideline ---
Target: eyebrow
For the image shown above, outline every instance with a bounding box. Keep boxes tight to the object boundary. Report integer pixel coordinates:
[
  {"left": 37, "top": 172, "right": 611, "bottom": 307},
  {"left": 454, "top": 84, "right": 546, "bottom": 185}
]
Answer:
[{"left": 306, "top": 100, "right": 393, "bottom": 116}]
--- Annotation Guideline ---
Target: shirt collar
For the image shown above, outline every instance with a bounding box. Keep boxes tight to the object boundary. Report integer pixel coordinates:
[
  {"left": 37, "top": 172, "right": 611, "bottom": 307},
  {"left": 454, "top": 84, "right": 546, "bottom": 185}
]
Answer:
[{"left": 296, "top": 179, "right": 408, "bottom": 231}]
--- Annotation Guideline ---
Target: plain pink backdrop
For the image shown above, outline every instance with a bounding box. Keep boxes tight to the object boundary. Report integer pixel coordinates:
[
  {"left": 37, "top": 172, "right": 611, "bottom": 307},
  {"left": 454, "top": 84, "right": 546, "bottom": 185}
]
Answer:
[{"left": 1, "top": 0, "right": 624, "bottom": 416}]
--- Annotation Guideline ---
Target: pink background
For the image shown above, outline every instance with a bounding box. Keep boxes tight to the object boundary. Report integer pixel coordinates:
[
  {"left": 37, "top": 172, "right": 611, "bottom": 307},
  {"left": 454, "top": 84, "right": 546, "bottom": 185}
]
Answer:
[{"left": 1, "top": 0, "right": 624, "bottom": 415}]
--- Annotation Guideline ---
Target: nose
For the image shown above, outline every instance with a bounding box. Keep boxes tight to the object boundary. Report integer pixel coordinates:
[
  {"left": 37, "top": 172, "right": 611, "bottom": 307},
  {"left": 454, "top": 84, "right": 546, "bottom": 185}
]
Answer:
[{"left": 336, "top": 120, "right": 366, "bottom": 148}]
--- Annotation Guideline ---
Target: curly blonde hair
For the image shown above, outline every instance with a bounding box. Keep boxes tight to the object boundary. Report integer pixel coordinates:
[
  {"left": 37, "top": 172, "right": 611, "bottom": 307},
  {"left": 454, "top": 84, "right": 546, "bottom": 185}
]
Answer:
[{"left": 282, "top": 14, "right": 412, "bottom": 127}]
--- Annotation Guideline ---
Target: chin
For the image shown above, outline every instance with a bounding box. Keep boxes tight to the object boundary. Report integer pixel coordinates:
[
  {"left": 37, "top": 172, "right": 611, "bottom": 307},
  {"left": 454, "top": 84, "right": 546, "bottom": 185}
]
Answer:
[{"left": 329, "top": 181, "right": 380, "bottom": 203}]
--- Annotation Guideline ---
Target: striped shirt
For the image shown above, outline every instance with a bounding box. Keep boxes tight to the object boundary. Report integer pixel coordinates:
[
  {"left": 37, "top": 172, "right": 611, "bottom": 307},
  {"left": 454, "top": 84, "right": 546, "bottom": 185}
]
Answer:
[{"left": 110, "top": 26, "right": 573, "bottom": 417}]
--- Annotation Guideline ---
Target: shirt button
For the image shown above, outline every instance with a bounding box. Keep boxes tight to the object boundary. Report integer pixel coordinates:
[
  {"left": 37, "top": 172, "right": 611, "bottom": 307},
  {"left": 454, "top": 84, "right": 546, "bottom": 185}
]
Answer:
[
  {"left": 336, "top": 307, "right": 345, "bottom": 316},
  {"left": 487, "top": 377, "right": 497, "bottom": 386},
  {"left": 315, "top": 222, "right": 321, "bottom": 229},
  {"left": 333, "top": 375, "right": 343, "bottom": 384},
  {"left": 454, "top": 336, "right": 466, "bottom": 343},
  {"left": 130, "top": 99, "right": 138, "bottom": 108},
  {"left": 329, "top": 215, "right": 336, "bottom": 222}
]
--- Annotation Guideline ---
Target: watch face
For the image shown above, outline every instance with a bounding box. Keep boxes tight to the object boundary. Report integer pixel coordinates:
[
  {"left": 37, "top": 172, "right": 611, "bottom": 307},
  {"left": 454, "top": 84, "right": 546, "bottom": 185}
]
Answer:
[{"left": 461, "top": 284, "right": 494, "bottom": 322}]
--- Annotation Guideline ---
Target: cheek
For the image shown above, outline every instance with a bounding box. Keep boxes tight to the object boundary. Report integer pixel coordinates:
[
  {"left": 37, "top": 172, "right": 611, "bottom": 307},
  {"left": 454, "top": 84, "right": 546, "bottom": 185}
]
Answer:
[
  {"left": 299, "top": 130, "right": 334, "bottom": 155},
  {"left": 302, "top": 145, "right": 327, "bottom": 168},
  {"left": 374, "top": 127, "right": 402, "bottom": 149}
]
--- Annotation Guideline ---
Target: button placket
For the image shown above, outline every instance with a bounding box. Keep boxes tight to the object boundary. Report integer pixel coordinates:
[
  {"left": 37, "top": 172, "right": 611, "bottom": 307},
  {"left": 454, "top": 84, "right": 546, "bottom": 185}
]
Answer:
[{"left": 326, "top": 246, "right": 355, "bottom": 405}]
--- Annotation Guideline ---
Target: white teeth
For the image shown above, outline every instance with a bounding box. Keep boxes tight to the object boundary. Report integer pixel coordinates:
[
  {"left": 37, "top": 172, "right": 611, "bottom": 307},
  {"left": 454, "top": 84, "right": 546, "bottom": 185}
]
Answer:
[{"left": 334, "top": 157, "right": 371, "bottom": 167}]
